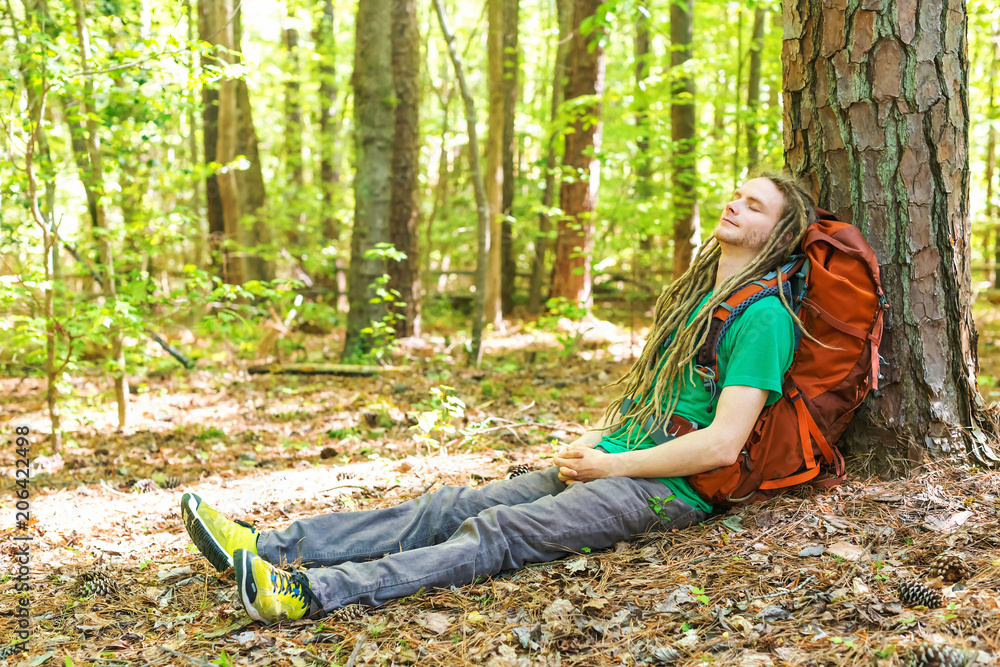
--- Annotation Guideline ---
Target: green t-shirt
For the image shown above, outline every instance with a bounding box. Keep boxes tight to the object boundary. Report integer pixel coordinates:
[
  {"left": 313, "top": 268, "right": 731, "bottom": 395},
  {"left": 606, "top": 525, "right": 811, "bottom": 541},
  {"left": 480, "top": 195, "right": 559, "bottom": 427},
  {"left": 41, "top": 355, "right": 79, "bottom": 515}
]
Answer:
[{"left": 599, "top": 293, "right": 796, "bottom": 513}]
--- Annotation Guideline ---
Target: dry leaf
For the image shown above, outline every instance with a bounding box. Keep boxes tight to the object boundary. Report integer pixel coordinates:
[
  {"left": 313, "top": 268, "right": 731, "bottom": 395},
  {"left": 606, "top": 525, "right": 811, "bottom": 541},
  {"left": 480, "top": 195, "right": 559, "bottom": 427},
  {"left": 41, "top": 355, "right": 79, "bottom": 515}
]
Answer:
[
  {"left": 827, "top": 540, "right": 868, "bottom": 561},
  {"left": 419, "top": 612, "right": 451, "bottom": 634}
]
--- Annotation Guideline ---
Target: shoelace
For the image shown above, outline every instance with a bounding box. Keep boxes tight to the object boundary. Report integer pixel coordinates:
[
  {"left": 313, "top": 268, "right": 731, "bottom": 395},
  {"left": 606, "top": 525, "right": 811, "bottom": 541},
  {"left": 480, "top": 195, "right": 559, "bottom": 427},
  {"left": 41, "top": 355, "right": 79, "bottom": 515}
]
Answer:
[{"left": 270, "top": 568, "right": 322, "bottom": 612}]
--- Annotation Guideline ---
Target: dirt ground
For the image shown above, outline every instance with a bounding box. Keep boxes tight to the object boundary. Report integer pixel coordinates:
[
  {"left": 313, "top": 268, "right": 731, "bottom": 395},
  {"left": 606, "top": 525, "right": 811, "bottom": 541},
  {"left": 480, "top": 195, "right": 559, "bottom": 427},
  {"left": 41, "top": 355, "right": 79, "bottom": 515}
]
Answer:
[{"left": 0, "top": 318, "right": 998, "bottom": 667}]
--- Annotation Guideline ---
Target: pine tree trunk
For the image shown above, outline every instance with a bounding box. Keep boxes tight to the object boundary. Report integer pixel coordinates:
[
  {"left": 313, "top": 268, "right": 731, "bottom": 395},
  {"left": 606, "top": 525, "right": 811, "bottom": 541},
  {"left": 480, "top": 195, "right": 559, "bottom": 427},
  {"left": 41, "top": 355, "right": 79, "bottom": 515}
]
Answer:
[
  {"left": 746, "top": 6, "right": 765, "bottom": 170},
  {"left": 388, "top": 0, "right": 421, "bottom": 338},
  {"left": 198, "top": 0, "right": 225, "bottom": 276},
  {"left": 500, "top": 0, "right": 519, "bottom": 315},
  {"left": 670, "top": 0, "right": 698, "bottom": 280},
  {"left": 527, "top": 0, "right": 572, "bottom": 314},
  {"left": 551, "top": 0, "right": 604, "bottom": 307},
  {"left": 783, "top": 0, "right": 997, "bottom": 469},
  {"left": 184, "top": 0, "right": 204, "bottom": 270},
  {"left": 484, "top": 0, "right": 504, "bottom": 326},
  {"left": 342, "top": 0, "right": 394, "bottom": 361},
  {"left": 988, "top": 25, "right": 1000, "bottom": 288},
  {"left": 214, "top": 0, "right": 245, "bottom": 285},
  {"left": 635, "top": 0, "right": 652, "bottom": 253}
]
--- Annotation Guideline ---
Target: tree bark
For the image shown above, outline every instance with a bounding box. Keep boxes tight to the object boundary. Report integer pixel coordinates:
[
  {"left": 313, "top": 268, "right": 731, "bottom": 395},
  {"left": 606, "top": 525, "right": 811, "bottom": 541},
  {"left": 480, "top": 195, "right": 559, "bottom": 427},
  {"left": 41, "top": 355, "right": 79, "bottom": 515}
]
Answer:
[
  {"left": 527, "top": 0, "right": 572, "bottom": 314},
  {"left": 500, "top": 0, "right": 519, "bottom": 315},
  {"left": 388, "top": 0, "right": 422, "bottom": 338},
  {"left": 184, "top": 0, "right": 204, "bottom": 270},
  {"left": 73, "top": 0, "right": 129, "bottom": 428},
  {"left": 988, "top": 24, "right": 1000, "bottom": 288},
  {"left": 551, "top": 0, "right": 604, "bottom": 307},
  {"left": 432, "top": 0, "right": 491, "bottom": 366},
  {"left": 635, "top": 0, "right": 652, "bottom": 253},
  {"left": 214, "top": 0, "right": 245, "bottom": 285},
  {"left": 484, "top": 0, "right": 503, "bottom": 326},
  {"left": 284, "top": 23, "right": 304, "bottom": 249},
  {"left": 342, "top": 0, "right": 394, "bottom": 361},
  {"left": 670, "top": 0, "right": 698, "bottom": 280},
  {"left": 314, "top": 0, "right": 346, "bottom": 307},
  {"left": 746, "top": 6, "right": 765, "bottom": 170},
  {"left": 198, "top": 0, "right": 225, "bottom": 276},
  {"left": 783, "top": 0, "right": 997, "bottom": 469}
]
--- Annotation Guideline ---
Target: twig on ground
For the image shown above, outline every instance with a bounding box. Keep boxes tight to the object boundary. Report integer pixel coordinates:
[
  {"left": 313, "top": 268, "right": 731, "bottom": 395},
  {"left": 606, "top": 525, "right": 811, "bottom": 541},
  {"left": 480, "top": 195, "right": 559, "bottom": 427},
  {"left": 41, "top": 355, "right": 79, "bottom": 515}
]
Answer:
[{"left": 344, "top": 632, "right": 368, "bottom": 667}]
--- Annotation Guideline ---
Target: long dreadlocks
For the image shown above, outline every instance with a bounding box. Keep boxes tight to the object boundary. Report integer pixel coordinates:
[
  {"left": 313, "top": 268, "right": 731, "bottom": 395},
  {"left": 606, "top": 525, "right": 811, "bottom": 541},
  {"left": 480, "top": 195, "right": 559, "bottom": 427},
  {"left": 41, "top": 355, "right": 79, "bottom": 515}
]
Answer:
[{"left": 603, "top": 171, "right": 818, "bottom": 441}]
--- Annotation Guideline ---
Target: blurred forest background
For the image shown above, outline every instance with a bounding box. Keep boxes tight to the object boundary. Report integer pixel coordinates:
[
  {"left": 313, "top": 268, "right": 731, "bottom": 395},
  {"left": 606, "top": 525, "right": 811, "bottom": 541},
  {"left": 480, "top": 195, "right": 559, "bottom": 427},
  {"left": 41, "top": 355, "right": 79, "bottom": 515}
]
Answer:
[{"left": 3, "top": 0, "right": 1000, "bottom": 443}]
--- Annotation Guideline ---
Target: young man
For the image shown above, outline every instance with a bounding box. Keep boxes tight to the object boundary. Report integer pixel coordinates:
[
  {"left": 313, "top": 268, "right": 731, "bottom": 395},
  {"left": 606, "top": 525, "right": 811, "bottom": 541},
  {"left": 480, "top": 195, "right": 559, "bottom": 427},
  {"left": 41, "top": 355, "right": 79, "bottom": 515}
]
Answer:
[{"left": 182, "top": 172, "right": 818, "bottom": 623}]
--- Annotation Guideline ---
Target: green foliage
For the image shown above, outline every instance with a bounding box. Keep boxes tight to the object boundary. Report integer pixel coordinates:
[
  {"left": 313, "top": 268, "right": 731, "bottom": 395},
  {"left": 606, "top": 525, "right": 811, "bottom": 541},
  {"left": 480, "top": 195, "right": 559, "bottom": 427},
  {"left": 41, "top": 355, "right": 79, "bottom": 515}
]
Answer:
[
  {"left": 647, "top": 494, "right": 678, "bottom": 519},
  {"left": 411, "top": 386, "right": 467, "bottom": 450}
]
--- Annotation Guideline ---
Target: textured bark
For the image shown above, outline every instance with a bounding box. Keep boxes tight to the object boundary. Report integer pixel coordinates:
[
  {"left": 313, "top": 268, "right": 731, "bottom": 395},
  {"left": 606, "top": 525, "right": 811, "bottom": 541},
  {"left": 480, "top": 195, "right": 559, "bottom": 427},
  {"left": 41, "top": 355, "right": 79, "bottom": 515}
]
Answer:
[
  {"left": 342, "top": 0, "right": 393, "bottom": 361},
  {"left": 670, "top": 0, "right": 698, "bottom": 280},
  {"left": 388, "top": 0, "right": 421, "bottom": 338},
  {"left": 635, "top": 0, "right": 652, "bottom": 251},
  {"left": 214, "top": 0, "right": 244, "bottom": 285},
  {"left": 551, "top": 0, "right": 604, "bottom": 307},
  {"left": 746, "top": 6, "right": 765, "bottom": 169},
  {"left": 484, "top": 0, "right": 504, "bottom": 325},
  {"left": 783, "top": 0, "right": 995, "bottom": 468},
  {"left": 198, "top": 0, "right": 225, "bottom": 273},
  {"left": 989, "top": 26, "right": 1000, "bottom": 288},
  {"left": 527, "top": 0, "right": 572, "bottom": 314},
  {"left": 314, "top": 0, "right": 345, "bottom": 306},
  {"left": 432, "top": 0, "right": 491, "bottom": 365},
  {"left": 500, "top": 0, "right": 518, "bottom": 315},
  {"left": 184, "top": 0, "right": 203, "bottom": 269}
]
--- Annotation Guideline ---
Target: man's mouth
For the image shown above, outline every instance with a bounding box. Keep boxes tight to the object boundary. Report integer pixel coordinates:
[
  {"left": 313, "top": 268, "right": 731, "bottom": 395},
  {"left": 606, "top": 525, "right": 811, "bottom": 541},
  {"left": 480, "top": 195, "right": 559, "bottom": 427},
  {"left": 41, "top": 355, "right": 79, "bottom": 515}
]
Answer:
[{"left": 721, "top": 217, "right": 738, "bottom": 228}]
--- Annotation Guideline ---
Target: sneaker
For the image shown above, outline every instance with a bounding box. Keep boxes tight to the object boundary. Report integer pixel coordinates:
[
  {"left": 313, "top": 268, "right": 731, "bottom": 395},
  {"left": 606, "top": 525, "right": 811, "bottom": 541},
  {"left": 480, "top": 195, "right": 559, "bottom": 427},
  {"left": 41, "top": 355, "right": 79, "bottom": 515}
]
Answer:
[
  {"left": 181, "top": 493, "right": 258, "bottom": 572},
  {"left": 234, "top": 548, "right": 320, "bottom": 623}
]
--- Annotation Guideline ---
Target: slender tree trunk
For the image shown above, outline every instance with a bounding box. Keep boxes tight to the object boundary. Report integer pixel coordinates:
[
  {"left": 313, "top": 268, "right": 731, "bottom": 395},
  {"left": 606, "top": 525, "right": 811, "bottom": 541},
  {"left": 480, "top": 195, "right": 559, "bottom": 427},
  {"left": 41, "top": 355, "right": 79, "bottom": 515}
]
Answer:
[
  {"left": 670, "top": 0, "right": 698, "bottom": 280},
  {"left": 499, "top": 0, "right": 519, "bottom": 315},
  {"left": 484, "top": 0, "right": 503, "bottom": 326},
  {"left": 433, "top": 0, "right": 490, "bottom": 366},
  {"left": 635, "top": 0, "right": 652, "bottom": 253},
  {"left": 426, "top": 85, "right": 452, "bottom": 280},
  {"left": 233, "top": 9, "right": 274, "bottom": 282},
  {"left": 551, "top": 0, "right": 605, "bottom": 307},
  {"left": 342, "top": 0, "right": 393, "bottom": 361},
  {"left": 527, "top": 0, "right": 571, "bottom": 314},
  {"left": 214, "top": 0, "right": 245, "bottom": 285},
  {"left": 73, "top": 0, "right": 129, "bottom": 428},
  {"left": 783, "top": 0, "right": 997, "bottom": 469},
  {"left": 284, "top": 23, "right": 304, "bottom": 249},
  {"left": 315, "top": 0, "right": 346, "bottom": 307},
  {"left": 184, "top": 0, "right": 204, "bottom": 270},
  {"left": 746, "top": 6, "right": 765, "bottom": 170},
  {"left": 388, "top": 0, "right": 422, "bottom": 338},
  {"left": 989, "top": 24, "right": 1000, "bottom": 288},
  {"left": 199, "top": 0, "right": 226, "bottom": 277}
]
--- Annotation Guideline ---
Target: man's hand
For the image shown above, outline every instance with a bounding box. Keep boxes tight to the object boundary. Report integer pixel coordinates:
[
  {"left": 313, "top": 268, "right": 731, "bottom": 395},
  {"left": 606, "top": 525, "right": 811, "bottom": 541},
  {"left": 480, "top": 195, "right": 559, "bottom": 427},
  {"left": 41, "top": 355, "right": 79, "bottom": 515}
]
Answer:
[{"left": 554, "top": 445, "right": 618, "bottom": 483}]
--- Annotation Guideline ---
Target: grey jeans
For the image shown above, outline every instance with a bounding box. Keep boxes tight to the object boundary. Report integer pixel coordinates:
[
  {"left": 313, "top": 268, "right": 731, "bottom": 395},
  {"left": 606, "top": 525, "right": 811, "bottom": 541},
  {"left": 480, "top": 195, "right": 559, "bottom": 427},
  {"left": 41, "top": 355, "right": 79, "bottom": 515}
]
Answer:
[{"left": 255, "top": 466, "right": 709, "bottom": 611}]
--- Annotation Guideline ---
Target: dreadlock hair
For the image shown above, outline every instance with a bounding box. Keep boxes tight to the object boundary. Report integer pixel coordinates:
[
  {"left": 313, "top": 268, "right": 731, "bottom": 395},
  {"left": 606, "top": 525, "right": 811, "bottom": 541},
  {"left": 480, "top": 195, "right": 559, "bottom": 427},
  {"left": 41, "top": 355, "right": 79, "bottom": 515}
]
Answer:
[{"left": 602, "top": 170, "right": 818, "bottom": 441}]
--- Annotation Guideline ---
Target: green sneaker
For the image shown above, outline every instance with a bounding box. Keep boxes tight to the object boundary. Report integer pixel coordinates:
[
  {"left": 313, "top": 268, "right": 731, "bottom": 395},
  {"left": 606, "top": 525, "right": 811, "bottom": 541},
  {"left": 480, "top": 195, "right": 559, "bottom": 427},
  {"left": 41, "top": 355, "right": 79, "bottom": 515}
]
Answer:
[
  {"left": 181, "top": 493, "right": 258, "bottom": 572},
  {"left": 234, "top": 548, "right": 320, "bottom": 624}
]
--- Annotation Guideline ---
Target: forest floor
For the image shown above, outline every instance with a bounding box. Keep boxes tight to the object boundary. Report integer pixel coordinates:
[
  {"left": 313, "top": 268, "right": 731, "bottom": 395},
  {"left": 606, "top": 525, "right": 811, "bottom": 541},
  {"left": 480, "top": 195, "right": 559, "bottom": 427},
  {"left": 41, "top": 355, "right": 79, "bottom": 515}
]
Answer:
[{"left": 1, "top": 309, "right": 1000, "bottom": 667}]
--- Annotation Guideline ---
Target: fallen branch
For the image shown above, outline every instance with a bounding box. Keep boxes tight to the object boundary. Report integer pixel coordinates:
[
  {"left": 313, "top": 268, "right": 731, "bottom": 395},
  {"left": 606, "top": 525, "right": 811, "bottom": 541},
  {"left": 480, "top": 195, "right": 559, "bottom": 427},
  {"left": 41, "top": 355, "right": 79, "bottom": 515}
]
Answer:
[{"left": 247, "top": 363, "right": 412, "bottom": 376}]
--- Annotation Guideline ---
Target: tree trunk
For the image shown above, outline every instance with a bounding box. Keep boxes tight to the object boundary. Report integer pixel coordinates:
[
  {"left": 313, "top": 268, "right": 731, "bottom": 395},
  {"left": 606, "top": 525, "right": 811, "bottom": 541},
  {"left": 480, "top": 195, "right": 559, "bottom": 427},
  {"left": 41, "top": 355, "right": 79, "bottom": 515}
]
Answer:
[
  {"left": 198, "top": 0, "right": 225, "bottom": 277},
  {"left": 989, "top": 24, "right": 1000, "bottom": 288},
  {"left": 184, "top": 0, "right": 204, "bottom": 270},
  {"left": 551, "top": 0, "right": 604, "bottom": 307},
  {"left": 635, "top": 0, "right": 652, "bottom": 253},
  {"left": 783, "top": 0, "right": 997, "bottom": 469},
  {"left": 432, "top": 0, "right": 491, "bottom": 366},
  {"left": 500, "top": 0, "right": 519, "bottom": 315},
  {"left": 484, "top": 0, "right": 503, "bottom": 326},
  {"left": 527, "top": 0, "right": 572, "bottom": 314},
  {"left": 388, "top": 0, "right": 421, "bottom": 338},
  {"left": 342, "top": 0, "right": 394, "bottom": 361},
  {"left": 284, "top": 23, "right": 304, "bottom": 249},
  {"left": 233, "top": 9, "right": 274, "bottom": 282},
  {"left": 670, "top": 0, "right": 698, "bottom": 280},
  {"left": 426, "top": 84, "right": 452, "bottom": 280},
  {"left": 314, "top": 0, "right": 346, "bottom": 307},
  {"left": 746, "top": 6, "right": 765, "bottom": 170},
  {"left": 73, "top": 0, "right": 129, "bottom": 428},
  {"left": 214, "top": 0, "right": 245, "bottom": 285}
]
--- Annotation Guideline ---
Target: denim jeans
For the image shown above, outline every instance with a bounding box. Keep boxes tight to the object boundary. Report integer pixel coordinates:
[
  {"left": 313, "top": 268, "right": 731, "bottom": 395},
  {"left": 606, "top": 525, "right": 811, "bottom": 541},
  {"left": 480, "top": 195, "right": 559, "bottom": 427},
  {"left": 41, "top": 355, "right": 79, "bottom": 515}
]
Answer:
[{"left": 255, "top": 466, "right": 709, "bottom": 611}]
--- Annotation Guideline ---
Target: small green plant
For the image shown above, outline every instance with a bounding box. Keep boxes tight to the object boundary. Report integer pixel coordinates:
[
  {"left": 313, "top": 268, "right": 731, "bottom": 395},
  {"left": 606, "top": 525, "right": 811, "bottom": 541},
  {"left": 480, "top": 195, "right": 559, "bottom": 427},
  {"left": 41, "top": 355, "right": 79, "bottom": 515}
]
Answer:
[
  {"left": 211, "top": 650, "right": 231, "bottom": 667},
  {"left": 411, "top": 386, "right": 466, "bottom": 451},
  {"left": 647, "top": 495, "right": 677, "bottom": 519},
  {"left": 196, "top": 426, "right": 226, "bottom": 441},
  {"left": 359, "top": 243, "right": 407, "bottom": 362},
  {"left": 537, "top": 296, "right": 592, "bottom": 357},
  {"left": 690, "top": 585, "right": 710, "bottom": 605}
]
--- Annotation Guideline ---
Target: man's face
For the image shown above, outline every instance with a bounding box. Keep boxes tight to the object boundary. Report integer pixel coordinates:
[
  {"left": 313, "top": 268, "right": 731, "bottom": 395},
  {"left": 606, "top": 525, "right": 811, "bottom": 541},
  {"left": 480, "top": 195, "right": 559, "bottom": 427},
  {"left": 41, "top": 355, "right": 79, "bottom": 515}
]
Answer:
[{"left": 712, "top": 177, "right": 786, "bottom": 252}]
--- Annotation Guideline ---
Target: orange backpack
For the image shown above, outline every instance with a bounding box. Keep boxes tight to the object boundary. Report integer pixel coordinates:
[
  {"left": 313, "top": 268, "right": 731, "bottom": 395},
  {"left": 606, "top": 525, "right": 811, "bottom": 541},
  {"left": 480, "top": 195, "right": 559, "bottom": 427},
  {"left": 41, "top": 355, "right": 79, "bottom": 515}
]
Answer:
[{"left": 685, "top": 209, "right": 886, "bottom": 505}]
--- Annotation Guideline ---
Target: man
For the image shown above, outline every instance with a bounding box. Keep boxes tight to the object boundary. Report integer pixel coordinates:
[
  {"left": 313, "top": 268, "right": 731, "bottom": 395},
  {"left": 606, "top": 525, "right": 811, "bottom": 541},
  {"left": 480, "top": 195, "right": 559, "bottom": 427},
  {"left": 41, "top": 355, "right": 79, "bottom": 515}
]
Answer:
[{"left": 182, "top": 172, "right": 818, "bottom": 624}]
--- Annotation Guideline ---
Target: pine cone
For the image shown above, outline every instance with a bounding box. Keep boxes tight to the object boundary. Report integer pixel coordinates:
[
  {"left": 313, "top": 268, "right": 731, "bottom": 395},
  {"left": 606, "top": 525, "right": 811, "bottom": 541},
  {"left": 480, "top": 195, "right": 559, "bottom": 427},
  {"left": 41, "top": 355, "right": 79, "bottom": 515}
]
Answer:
[
  {"left": 906, "top": 644, "right": 967, "bottom": 667},
  {"left": 506, "top": 464, "right": 532, "bottom": 479},
  {"left": 131, "top": 478, "right": 159, "bottom": 494},
  {"left": 898, "top": 580, "right": 943, "bottom": 609},
  {"left": 159, "top": 476, "right": 181, "bottom": 490},
  {"left": 362, "top": 410, "right": 379, "bottom": 428},
  {"left": 76, "top": 571, "right": 121, "bottom": 599},
  {"left": 330, "top": 605, "right": 367, "bottom": 623},
  {"left": 928, "top": 553, "right": 970, "bottom": 582}
]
